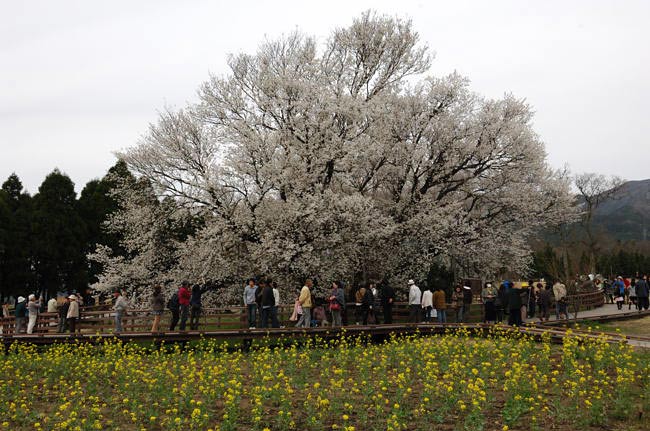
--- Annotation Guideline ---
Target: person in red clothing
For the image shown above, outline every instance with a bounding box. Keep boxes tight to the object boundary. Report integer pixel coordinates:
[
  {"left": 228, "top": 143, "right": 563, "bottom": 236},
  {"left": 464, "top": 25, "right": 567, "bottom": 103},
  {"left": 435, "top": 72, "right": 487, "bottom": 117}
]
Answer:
[{"left": 178, "top": 281, "right": 192, "bottom": 331}]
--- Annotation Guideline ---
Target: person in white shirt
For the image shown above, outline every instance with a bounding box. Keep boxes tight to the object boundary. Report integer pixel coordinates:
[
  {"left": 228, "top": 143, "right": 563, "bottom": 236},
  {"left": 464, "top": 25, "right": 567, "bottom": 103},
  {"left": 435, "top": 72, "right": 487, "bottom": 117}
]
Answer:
[
  {"left": 421, "top": 287, "right": 433, "bottom": 323},
  {"left": 408, "top": 279, "right": 422, "bottom": 323}
]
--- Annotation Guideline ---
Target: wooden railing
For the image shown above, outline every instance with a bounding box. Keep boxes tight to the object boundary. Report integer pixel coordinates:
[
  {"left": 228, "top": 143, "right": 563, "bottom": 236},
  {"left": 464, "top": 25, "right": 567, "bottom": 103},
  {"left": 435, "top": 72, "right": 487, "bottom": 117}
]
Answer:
[{"left": 0, "top": 290, "right": 606, "bottom": 336}]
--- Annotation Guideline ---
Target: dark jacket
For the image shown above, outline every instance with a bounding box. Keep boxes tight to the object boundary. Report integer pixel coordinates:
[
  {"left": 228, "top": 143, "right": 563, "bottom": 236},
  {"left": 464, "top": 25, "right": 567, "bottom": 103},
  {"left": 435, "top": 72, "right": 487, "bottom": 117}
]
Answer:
[
  {"left": 538, "top": 289, "right": 552, "bottom": 307},
  {"left": 58, "top": 301, "right": 70, "bottom": 318},
  {"left": 362, "top": 289, "right": 374, "bottom": 306},
  {"left": 506, "top": 288, "right": 522, "bottom": 310},
  {"left": 635, "top": 280, "right": 649, "bottom": 298},
  {"left": 381, "top": 285, "right": 395, "bottom": 306},
  {"left": 190, "top": 285, "right": 207, "bottom": 307},
  {"left": 15, "top": 301, "right": 26, "bottom": 318},
  {"left": 261, "top": 285, "right": 275, "bottom": 308}
]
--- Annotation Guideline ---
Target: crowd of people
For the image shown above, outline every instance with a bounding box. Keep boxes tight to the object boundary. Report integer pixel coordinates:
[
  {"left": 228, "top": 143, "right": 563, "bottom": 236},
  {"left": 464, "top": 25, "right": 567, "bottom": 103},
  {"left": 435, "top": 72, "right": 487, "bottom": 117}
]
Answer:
[{"left": 3, "top": 273, "right": 649, "bottom": 335}]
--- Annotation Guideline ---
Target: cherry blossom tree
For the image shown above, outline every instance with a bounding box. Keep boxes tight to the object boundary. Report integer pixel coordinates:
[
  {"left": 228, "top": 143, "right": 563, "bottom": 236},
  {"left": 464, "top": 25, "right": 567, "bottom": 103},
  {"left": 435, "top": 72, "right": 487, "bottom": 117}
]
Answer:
[{"left": 92, "top": 11, "right": 575, "bottom": 304}]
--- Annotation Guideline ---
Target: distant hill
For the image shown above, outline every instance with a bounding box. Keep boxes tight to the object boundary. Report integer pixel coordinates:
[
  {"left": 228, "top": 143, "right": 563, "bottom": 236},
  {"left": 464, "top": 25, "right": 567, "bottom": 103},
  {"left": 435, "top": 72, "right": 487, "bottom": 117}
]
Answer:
[{"left": 592, "top": 179, "right": 650, "bottom": 241}]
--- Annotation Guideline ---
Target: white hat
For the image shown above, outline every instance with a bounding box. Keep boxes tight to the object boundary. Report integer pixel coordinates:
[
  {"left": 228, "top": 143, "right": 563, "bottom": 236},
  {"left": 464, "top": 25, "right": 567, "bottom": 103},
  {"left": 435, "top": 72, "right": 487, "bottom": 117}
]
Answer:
[
  {"left": 463, "top": 285, "right": 472, "bottom": 290},
  {"left": 28, "top": 294, "right": 35, "bottom": 300},
  {"left": 68, "top": 294, "right": 77, "bottom": 300},
  {"left": 408, "top": 279, "right": 415, "bottom": 285},
  {"left": 17, "top": 296, "right": 26, "bottom": 303}
]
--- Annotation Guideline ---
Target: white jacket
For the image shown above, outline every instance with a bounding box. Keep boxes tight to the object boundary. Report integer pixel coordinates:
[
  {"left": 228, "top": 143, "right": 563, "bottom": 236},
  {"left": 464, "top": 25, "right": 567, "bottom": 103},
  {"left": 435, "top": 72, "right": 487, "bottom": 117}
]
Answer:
[
  {"left": 409, "top": 285, "right": 422, "bottom": 305},
  {"left": 421, "top": 290, "right": 433, "bottom": 308}
]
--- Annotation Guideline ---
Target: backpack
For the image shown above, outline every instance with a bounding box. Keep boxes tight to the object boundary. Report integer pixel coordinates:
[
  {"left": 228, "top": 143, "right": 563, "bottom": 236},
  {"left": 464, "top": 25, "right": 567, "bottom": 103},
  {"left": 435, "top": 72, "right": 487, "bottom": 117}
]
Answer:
[{"left": 167, "top": 293, "right": 179, "bottom": 311}]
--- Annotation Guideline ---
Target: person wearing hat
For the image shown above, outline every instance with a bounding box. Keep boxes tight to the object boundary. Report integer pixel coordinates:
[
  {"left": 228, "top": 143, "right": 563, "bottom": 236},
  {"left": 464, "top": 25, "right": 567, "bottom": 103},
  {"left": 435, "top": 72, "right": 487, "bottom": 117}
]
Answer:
[
  {"left": 14, "top": 296, "right": 27, "bottom": 334},
  {"left": 66, "top": 295, "right": 80, "bottom": 334},
  {"left": 26, "top": 294, "right": 42, "bottom": 334},
  {"left": 407, "top": 279, "right": 421, "bottom": 323}
]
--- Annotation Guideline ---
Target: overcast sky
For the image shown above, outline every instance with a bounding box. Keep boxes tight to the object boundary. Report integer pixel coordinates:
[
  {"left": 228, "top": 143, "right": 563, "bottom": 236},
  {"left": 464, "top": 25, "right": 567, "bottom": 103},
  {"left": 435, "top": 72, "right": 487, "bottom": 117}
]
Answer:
[{"left": 1, "top": 0, "right": 648, "bottom": 194}]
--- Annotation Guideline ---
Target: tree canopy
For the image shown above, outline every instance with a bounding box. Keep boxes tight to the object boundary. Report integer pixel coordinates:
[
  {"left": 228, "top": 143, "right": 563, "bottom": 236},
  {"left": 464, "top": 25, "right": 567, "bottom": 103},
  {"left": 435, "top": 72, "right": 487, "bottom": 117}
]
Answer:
[{"left": 91, "top": 12, "right": 575, "bottom": 301}]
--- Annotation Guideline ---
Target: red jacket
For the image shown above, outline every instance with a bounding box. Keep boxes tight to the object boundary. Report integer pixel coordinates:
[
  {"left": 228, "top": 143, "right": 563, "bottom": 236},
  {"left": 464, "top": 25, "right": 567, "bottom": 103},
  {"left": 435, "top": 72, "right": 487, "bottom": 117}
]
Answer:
[{"left": 178, "top": 286, "right": 191, "bottom": 306}]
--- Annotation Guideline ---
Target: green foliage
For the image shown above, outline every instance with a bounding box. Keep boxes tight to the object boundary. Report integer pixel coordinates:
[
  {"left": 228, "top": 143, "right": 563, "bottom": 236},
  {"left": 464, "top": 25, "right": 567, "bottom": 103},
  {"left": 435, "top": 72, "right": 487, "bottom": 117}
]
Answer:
[{"left": 0, "top": 161, "right": 133, "bottom": 299}]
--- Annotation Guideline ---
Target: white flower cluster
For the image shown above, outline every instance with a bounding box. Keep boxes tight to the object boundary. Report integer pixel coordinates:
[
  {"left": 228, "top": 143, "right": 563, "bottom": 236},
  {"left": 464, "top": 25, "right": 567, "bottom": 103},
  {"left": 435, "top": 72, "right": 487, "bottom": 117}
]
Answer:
[{"left": 91, "top": 12, "right": 576, "bottom": 305}]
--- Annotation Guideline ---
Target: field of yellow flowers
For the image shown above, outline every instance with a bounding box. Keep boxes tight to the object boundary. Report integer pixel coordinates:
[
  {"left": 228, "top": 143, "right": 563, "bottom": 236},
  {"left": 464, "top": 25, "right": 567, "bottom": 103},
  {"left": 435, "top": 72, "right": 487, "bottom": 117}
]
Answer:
[{"left": 1, "top": 326, "right": 649, "bottom": 431}]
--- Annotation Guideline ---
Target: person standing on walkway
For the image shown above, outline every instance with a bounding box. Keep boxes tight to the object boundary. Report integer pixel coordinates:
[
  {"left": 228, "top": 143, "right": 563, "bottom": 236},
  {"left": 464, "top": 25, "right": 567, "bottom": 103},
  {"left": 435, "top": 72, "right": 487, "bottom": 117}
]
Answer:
[
  {"left": 552, "top": 279, "right": 568, "bottom": 320},
  {"left": 113, "top": 290, "right": 128, "bottom": 333},
  {"left": 243, "top": 279, "right": 258, "bottom": 329},
  {"left": 26, "top": 294, "right": 42, "bottom": 334},
  {"left": 506, "top": 285, "right": 523, "bottom": 326},
  {"left": 451, "top": 285, "right": 464, "bottom": 323},
  {"left": 381, "top": 281, "right": 395, "bottom": 324},
  {"left": 635, "top": 275, "right": 649, "bottom": 311},
  {"left": 151, "top": 285, "right": 165, "bottom": 333},
  {"left": 371, "top": 283, "right": 382, "bottom": 324},
  {"left": 190, "top": 284, "right": 209, "bottom": 330},
  {"left": 167, "top": 290, "right": 180, "bottom": 330},
  {"left": 329, "top": 281, "right": 344, "bottom": 327},
  {"left": 519, "top": 283, "right": 530, "bottom": 323},
  {"left": 421, "top": 286, "right": 433, "bottom": 323},
  {"left": 57, "top": 297, "right": 69, "bottom": 333},
  {"left": 481, "top": 283, "right": 497, "bottom": 323},
  {"left": 432, "top": 286, "right": 447, "bottom": 323},
  {"left": 537, "top": 283, "right": 552, "bottom": 322},
  {"left": 15, "top": 296, "right": 27, "bottom": 334},
  {"left": 296, "top": 279, "right": 313, "bottom": 328},
  {"left": 66, "top": 294, "right": 79, "bottom": 334},
  {"left": 47, "top": 296, "right": 58, "bottom": 313},
  {"left": 178, "top": 281, "right": 191, "bottom": 331},
  {"left": 408, "top": 280, "right": 421, "bottom": 323},
  {"left": 271, "top": 281, "right": 281, "bottom": 328}
]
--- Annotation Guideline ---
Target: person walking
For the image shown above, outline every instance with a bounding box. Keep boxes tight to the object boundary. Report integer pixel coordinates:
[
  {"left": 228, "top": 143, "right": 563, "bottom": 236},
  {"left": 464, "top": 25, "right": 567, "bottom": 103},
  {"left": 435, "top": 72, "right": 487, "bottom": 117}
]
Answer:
[
  {"left": 432, "top": 286, "right": 447, "bottom": 323},
  {"left": 66, "top": 294, "right": 79, "bottom": 334},
  {"left": 381, "top": 281, "right": 395, "bottom": 324},
  {"left": 113, "top": 290, "right": 128, "bottom": 333},
  {"left": 26, "top": 294, "right": 42, "bottom": 334},
  {"left": 481, "top": 283, "right": 497, "bottom": 323},
  {"left": 495, "top": 282, "right": 508, "bottom": 323},
  {"left": 178, "top": 282, "right": 191, "bottom": 331},
  {"left": 635, "top": 275, "right": 649, "bottom": 311},
  {"left": 57, "top": 297, "right": 69, "bottom": 333},
  {"left": 243, "top": 279, "right": 258, "bottom": 329},
  {"left": 462, "top": 283, "right": 473, "bottom": 322},
  {"left": 329, "top": 281, "right": 344, "bottom": 327},
  {"left": 408, "top": 280, "right": 421, "bottom": 323},
  {"left": 151, "top": 285, "right": 165, "bottom": 333},
  {"left": 15, "top": 296, "right": 27, "bottom": 334},
  {"left": 296, "top": 279, "right": 313, "bottom": 328},
  {"left": 628, "top": 279, "right": 637, "bottom": 310},
  {"left": 552, "top": 279, "right": 568, "bottom": 320},
  {"left": 371, "top": 283, "right": 382, "bottom": 324},
  {"left": 421, "top": 286, "right": 433, "bottom": 323},
  {"left": 361, "top": 286, "right": 374, "bottom": 324}
]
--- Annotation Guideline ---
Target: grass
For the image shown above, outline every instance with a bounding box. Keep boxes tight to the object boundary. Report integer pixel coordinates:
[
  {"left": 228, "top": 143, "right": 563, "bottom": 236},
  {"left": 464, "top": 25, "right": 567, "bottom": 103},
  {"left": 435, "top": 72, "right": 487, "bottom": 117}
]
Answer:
[{"left": 1, "top": 326, "right": 649, "bottom": 431}]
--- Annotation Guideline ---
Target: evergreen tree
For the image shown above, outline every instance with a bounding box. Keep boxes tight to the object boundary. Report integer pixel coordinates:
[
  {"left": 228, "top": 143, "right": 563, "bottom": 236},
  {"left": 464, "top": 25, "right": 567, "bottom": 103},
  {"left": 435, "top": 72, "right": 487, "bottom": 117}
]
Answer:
[
  {"left": 0, "top": 174, "right": 35, "bottom": 299},
  {"left": 31, "top": 170, "right": 87, "bottom": 296}
]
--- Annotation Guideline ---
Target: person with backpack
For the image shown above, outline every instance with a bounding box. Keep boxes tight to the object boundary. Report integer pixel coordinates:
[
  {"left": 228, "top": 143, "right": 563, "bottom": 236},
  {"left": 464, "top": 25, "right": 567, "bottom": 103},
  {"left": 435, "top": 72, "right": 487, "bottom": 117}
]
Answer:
[
  {"left": 167, "top": 289, "right": 180, "bottom": 331},
  {"left": 151, "top": 285, "right": 165, "bottom": 333}
]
